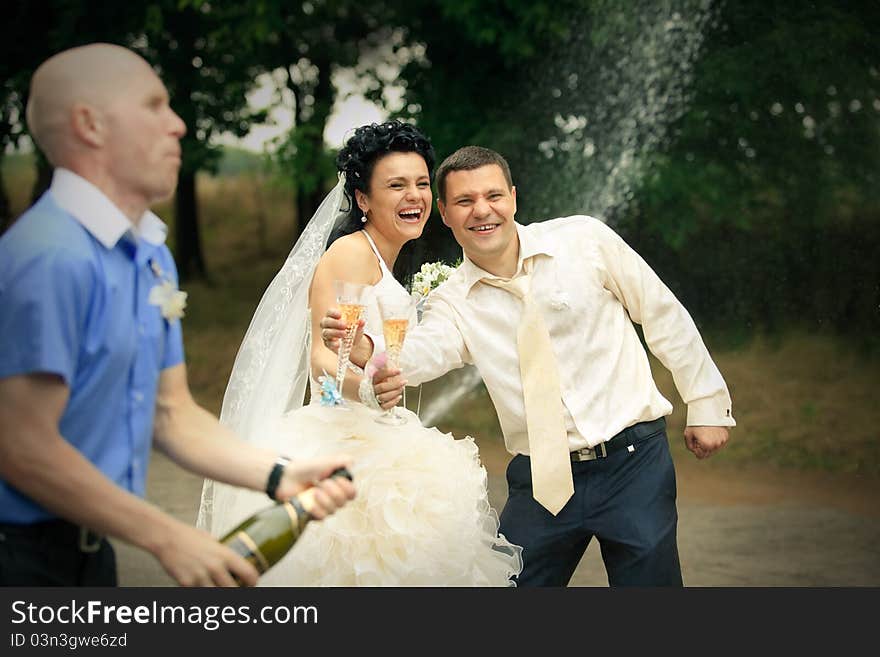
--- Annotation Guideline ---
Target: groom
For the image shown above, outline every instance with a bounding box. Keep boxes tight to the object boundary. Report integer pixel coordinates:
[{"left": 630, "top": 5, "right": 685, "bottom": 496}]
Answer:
[
  {"left": 325, "top": 146, "right": 735, "bottom": 586},
  {"left": 0, "top": 44, "right": 355, "bottom": 587}
]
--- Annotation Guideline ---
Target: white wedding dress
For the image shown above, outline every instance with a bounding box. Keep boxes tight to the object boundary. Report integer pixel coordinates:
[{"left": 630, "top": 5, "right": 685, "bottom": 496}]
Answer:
[{"left": 198, "top": 199, "right": 522, "bottom": 586}]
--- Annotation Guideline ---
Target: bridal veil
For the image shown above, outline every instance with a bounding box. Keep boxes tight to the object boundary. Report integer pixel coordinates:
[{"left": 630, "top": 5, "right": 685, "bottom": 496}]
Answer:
[{"left": 196, "top": 180, "right": 347, "bottom": 535}]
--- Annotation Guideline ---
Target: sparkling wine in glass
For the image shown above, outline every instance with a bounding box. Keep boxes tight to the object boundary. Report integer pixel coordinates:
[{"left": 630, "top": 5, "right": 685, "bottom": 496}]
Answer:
[
  {"left": 375, "top": 294, "right": 416, "bottom": 425},
  {"left": 334, "top": 280, "right": 370, "bottom": 406}
]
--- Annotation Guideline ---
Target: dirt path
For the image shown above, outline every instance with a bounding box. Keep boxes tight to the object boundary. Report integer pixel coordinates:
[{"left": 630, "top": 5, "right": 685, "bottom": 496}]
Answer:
[{"left": 115, "top": 436, "right": 880, "bottom": 587}]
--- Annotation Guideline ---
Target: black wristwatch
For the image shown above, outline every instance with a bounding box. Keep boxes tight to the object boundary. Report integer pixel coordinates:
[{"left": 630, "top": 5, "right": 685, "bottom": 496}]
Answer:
[{"left": 265, "top": 455, "right": 291, "bottom": 501}]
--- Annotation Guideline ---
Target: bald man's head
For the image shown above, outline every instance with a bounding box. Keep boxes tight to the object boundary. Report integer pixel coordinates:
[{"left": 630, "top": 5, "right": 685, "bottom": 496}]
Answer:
[
  {"left": 25, "top": 43, "right": 186, "bottom": 220},
  {"left": 26, "top": 43, "right": 155, "bottom": 165}
]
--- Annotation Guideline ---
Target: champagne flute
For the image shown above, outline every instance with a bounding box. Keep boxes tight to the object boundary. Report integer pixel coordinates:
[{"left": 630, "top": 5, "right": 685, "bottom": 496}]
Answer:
[
  {"left": 374, "top": 293, "right": 416, "bottom": 425},
  {"left": 334, "top": 280, "right": 370, "bottom": 407}
]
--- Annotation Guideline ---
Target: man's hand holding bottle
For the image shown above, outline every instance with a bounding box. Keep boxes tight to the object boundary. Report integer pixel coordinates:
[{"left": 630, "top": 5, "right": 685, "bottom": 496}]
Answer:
[
  {"left": 215, "top": 456, "right": 356, "bottom": 586},
  {"left": 272, "top": 456, "right": 357, "bottom": 518}
]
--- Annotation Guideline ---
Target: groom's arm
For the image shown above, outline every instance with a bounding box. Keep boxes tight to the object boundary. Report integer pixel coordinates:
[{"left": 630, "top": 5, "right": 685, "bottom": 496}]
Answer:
[
  {"left": 324, "top": 295, "right": 471, "bottom": 383},
  {"left": 321, "top": 295, "right": 470, "bottom": 410},
  {"left": 590, "top": 218, "right": 734, "bottom": 457},
  {"left": 370, "top": 296, "right": 472, "bottom": 409},
  {"left": 397, "top": 295, "right": 470, "bottom": 386}
]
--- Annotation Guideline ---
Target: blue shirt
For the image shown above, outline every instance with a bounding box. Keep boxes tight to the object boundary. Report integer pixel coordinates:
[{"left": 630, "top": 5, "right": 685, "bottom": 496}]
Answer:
[{"left": 0, "top": 169, "right": 185, "bottom": 524}]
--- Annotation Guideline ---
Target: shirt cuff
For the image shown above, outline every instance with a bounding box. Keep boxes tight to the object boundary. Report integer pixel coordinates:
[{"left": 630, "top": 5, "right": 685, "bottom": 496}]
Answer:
[{"left": 686, "top": 394, "right": 736, "bottom": 427}]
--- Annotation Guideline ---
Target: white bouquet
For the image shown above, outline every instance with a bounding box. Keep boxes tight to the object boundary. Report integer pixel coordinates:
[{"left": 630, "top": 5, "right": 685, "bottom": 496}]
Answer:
[
  {"left": 411, "top": 261, "right": 457, "bottom": 299},
  {"left": 411, "top": 260, "right": 458, "bottom": 323}
]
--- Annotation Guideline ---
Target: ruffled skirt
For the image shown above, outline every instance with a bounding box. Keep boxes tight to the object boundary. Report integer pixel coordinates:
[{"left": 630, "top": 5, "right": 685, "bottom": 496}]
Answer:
[{"left": 213, "top": 402, "right": 522, "bottom": 586}]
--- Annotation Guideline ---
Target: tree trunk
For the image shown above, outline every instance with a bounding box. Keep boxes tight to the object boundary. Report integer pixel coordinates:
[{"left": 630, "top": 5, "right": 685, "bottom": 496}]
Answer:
[
  {"left": 31, "top": 150, "right": 52, "bottom": 204},
  {"left": 173, "top": 171, "right": 207, "bottom": 282},
  {"left": 296, "top": 181, "right": 330, "bottom": 240},
  {"left": 163, "top": 7, "right": 208, "bottom": 284}
]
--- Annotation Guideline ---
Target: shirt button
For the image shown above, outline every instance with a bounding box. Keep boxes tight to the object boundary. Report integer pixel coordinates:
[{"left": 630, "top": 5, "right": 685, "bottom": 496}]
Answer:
[
  {"left": 138, "top": 324, "right": 146, "bottom": 335},
  {"left": 132, "top": 391, "right": 144, "bottom": 403}
]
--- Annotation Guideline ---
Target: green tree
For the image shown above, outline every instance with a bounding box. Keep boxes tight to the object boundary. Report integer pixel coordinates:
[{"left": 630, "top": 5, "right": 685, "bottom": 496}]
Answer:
[
  {"left": 367, "top": 0, "right": 586, "bottom": 265},
  {"left": 1, "top": 1, "right": 270, "bottom": 280},
  {"left": 255, "top": 1, "right": 396, "bottom": 238},
  {"left": 136, "top": 1, "right": 269, "bottom": 281},
  {"left": 627, "top": 0, "right": 880, "bottom": 334},
  {"left": 1, "top": 0, "right": 141, "bottom": 230},
  {"left": 383, "top": 0, "right": 879, "bottom": 336}
]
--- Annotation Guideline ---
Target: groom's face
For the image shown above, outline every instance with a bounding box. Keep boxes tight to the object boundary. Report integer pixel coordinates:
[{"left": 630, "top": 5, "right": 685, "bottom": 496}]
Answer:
[{"left": 438, "top": 164, "right": 517, "bottom": 271}]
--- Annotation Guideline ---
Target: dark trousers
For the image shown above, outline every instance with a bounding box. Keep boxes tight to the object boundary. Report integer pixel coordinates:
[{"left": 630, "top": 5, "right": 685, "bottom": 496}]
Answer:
[
  {"left": 0, "top": 520, "right": 117, "bottom": 586},
  {"left": 500, "top": 419, "right": 682, "bottom": 587}
]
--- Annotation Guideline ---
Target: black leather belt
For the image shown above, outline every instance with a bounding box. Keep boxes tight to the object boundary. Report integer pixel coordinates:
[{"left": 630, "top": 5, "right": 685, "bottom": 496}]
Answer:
[
  {"left": 0, "top": 519, "right": 104, "bottom": 553},
  {"left": 570, "top": 418, "right": 666, "bottom": 462}
]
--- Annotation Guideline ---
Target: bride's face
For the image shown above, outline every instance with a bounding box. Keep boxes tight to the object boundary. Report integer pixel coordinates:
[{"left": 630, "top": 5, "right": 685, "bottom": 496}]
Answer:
[{"left": 356, "top": 151, "right": 432, "bottom": 245}]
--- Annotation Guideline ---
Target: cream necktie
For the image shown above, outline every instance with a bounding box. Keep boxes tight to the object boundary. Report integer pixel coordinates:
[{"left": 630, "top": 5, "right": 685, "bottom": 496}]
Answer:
[{"left": 483, "top": 258, "right": 574, "bottom": 515}]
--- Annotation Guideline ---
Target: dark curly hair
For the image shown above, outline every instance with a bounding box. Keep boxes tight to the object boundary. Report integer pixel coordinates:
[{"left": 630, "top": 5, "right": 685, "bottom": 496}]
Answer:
[{"left": 329, "top": 120, "right": 435, "bottom": 249}]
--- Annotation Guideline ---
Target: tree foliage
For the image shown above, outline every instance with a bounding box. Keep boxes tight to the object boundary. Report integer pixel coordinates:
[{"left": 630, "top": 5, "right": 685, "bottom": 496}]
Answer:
[
  {"left": 131, "top": 0, "right": 271, "bottom": 280},
  {"left": 0, "top": 0, "right": 142, "bottom": 228},
  {"left": 1, "top": 0, "right": 272, "bottom": 280},
  {"left": 625, "top": 0, "right": 880, "bottom": 335},
  {"left": 3, "top": 0, "right": 878, "bottom": 336},
  {"left": 385, "top": 0, "right": 879, "bottom": 336},
  {"left": 253, "top": 1, "right": 389, "bottom": 239}
]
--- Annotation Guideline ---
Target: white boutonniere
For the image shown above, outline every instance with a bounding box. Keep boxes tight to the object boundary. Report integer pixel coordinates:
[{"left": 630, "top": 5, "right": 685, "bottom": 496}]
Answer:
[
  {"left": 410, "top": 260, "right": 458, "bottom": 322},
  {"left": 148, "top": 259, "right": 188, "bottom": 320},
  {"left": 549, "top": 290, "right": 570, "bottom": 311}
]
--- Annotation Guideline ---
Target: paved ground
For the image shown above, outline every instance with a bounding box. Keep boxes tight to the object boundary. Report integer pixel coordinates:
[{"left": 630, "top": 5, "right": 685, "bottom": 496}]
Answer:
[{"left": 115, "top": 436, "right": 880, "bottom": 587}]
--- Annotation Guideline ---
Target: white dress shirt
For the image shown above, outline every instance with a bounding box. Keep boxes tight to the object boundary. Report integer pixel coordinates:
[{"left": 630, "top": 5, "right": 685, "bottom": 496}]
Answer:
[
  {"left": 50, "top": 168, "right": 169, "bottom": 247},
  {"left": 401, "top": 216, "right": 735, "bottom": 456}
]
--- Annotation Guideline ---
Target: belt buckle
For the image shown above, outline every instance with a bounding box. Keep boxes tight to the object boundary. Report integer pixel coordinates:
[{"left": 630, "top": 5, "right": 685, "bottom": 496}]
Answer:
[
  {"left": 571, "top": 442, "right": 608, "bottom": 462},
  {"left": 78, "top": 527, "right": 102, "bottom": 554},
  {"left": 572, "top": 446, "right": 596, "bottom": 462}
]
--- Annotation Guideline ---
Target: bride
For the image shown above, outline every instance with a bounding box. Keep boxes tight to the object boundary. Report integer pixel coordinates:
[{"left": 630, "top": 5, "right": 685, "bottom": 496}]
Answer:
[{"left": 197, "top": 120, "right": 522, "bottom": 586}]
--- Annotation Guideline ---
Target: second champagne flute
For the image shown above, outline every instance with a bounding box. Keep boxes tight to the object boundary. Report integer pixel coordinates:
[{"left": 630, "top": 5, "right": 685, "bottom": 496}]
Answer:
[
  {"left": 334, "top": 280, "right": 370, "bottom": 407},
  {"left": 374, "top": 293, "right": 416, "bottom": 425}
]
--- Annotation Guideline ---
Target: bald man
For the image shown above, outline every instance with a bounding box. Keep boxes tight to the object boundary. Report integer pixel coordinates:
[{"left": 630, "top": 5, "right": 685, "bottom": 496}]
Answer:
[{"left": 0, "top": 44, "right": 355, "bottom": 587}]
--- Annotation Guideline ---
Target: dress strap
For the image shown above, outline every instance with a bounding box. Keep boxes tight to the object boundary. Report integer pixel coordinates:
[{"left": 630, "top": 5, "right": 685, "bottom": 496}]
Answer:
[{"left": 362, "top": 230, "right": 391, "bottom": 275}]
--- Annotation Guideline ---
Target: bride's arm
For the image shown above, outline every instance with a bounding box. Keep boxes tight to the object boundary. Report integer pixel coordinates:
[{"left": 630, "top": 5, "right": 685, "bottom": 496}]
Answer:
[{"left": 308, "top": 238, "right": 378, "bottom": 400}]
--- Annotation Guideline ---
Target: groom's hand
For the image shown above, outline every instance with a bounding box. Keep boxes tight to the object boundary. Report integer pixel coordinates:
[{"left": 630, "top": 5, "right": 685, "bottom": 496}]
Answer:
[
  {"left": 684, "top": 426, "right": 729, "bottom": 459},
  {"left": 372, "top": 365, "right": 406, "bottom": 410}
]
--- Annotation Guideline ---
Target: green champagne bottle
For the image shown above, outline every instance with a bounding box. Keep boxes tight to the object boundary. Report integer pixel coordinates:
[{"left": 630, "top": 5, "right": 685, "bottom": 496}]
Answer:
[{"left": 221, "top": 467, "right": 352, "bottom": 577}]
